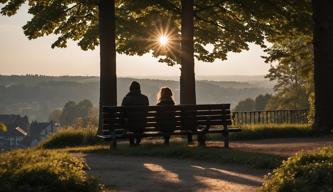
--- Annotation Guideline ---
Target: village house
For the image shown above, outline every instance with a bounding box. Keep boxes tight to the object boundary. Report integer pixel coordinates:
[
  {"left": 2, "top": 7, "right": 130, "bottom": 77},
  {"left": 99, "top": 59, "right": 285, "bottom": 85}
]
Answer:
[
  {"left": 0, "top": 115, "right": 56, "bottom": 151},
  {"left": 24, "top": 121, "right": 56, "bottom": 147},
  {"left": 0, "top": 115, "right": 29, "bottom": 151}
]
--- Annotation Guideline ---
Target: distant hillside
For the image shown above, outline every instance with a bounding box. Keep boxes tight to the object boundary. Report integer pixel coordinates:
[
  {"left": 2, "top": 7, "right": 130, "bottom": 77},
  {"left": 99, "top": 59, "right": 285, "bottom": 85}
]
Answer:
[{"left": 0, "top": 75, "right": 272, "bottom": 121}]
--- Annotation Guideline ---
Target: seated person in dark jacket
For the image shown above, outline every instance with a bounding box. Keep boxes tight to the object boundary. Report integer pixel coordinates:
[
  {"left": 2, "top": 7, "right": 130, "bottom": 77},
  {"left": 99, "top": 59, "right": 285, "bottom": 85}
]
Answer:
[
  {"left": 121, "top": 81, "right": 149, "bottom": 145},
  {"left": 156, "top": 87, "right": 176, "bottom": 144}
]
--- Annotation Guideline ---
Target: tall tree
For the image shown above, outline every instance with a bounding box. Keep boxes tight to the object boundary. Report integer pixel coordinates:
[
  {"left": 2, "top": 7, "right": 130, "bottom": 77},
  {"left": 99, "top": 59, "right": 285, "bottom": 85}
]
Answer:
[
  {"left": 3, "top": 0, "right": 323, "bottom": 130},
  {"left": 59, "top": 101, "right": 77, "bottom": 126},
  {"left": 263, "top": 0, "right": 333, "bottom": 132},
  {"left": 99, "top": 0, "right": 117, "bottom": 129},
  {"left": 0, "top": 0, "right": 116, "bottom": 129},
  {"left": 264, "top": 35, "right": 312, "bottom": 111},
  {"left": 312, "top": 1, "right": 333, "bottom": 133},
  {"left": 0, "top": 1, "right": 287, "bottom": 106},
  {"left": 262, "top": 0, "right": 315, "bottom": 121},
  {"left": 255, "top": 94, "right": 272, "bottom": 111},
  {"left": 119, "top": 0, "right": 314, "bottom": 104},
  {"left": 180, "top": 0, "right": 195, "bottom": 104},
  {"left": 233, "top": 98, "right": 255, "bottom": 112}
]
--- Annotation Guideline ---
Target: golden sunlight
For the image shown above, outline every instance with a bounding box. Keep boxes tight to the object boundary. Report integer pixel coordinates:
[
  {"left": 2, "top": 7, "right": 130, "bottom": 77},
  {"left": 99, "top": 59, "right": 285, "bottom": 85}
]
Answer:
[{"left": 159, "top": 35, "right": 169, "bottom": 46}]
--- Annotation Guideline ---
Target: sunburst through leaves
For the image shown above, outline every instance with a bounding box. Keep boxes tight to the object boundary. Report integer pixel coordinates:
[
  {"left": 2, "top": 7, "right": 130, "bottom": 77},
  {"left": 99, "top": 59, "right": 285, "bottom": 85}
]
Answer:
[
  {"left": 145, "top": 16, "right": 181, "bottom": 65},
  {"left": 159, "top": 35, "right": 169, "bottom": 46}
]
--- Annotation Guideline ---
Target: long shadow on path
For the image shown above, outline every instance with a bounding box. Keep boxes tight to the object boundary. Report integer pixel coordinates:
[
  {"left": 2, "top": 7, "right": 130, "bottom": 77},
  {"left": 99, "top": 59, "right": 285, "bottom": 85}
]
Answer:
[{"left": 84, "top": 154, "right": 267, "bottom": 192}]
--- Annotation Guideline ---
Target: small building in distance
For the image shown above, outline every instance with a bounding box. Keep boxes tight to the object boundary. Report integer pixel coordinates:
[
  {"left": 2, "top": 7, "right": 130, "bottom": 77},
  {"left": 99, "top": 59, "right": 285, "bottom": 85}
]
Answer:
[
  {"left": 0, "top": 114, "right": 29, "bottom": 151},
  {"left": 0, "top": 114, "right": 57, "bottom": 151},
  {"left": 24, "top": 121, "right": 56, "bottom": 147}
]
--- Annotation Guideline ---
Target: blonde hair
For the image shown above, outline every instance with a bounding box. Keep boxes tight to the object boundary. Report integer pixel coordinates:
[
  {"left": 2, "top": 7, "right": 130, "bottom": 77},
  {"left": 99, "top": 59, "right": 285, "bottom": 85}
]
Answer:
[{"left": 157, "top": 87, "right": 174, "bottom": 104}]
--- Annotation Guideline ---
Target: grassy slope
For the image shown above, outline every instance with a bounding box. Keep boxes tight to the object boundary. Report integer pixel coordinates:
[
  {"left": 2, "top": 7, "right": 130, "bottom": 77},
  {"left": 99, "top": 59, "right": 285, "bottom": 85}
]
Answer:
[
  {"left": 41, "top": 124, "right": 313, "bottom": 149},
  {"left": 38, "top": 124, "right": 317, "bottom": 170}
]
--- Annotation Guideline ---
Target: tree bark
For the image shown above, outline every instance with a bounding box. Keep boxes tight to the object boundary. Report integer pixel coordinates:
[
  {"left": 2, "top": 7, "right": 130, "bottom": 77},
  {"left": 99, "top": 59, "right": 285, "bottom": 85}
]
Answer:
[
  {"left": 98, "top": 0, "right": 117, "bottom": 130},
  {"left": 180, "top": 0, "right": 196, "bottom": 105},
  {"left": 312, "top": 1, "right": 333, "bottom": 134}
]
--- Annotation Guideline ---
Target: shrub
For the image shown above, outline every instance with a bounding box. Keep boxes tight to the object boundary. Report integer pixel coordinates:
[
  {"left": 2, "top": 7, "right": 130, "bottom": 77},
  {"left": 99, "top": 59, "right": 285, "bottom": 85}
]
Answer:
[
  {"left": 260, "top": 147, "right": 333, "bottom": 192},
  {"left": 0, "top": 150, "right": 99, "bottom": 192},
  {"left": 40, "top": 128, "right": 104, "bottom": 149}
]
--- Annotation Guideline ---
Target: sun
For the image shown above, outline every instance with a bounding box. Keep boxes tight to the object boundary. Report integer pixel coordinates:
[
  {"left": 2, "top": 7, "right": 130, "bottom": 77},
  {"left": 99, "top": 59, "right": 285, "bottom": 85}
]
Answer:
[{"left": 159, "top": 35, "right": 169, "bottom": 46}]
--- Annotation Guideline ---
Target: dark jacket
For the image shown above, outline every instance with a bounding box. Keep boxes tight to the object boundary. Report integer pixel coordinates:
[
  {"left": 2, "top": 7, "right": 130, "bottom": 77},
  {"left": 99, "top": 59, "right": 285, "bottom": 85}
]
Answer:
[
  {"left": 121, "top": 91, "right": 149, "bottom": 135},
  {"left": 157, "top": 99, "right": 175, "bottom": 106},
  {"left": 121, "top": 91, "right": 149, "bottom": 106},
  {"left": 156, "top": 99, "right": 175, "bottom": 134}
]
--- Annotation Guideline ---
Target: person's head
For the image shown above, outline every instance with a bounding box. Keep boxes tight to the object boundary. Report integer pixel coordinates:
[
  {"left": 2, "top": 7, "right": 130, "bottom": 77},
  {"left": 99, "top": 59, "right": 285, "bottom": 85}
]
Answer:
[
  {"left": 157, "top": 87, "right": 174, "bottom": 103},
  {"left": 130, "top": 81, "right": 141, "bottom": 93}
]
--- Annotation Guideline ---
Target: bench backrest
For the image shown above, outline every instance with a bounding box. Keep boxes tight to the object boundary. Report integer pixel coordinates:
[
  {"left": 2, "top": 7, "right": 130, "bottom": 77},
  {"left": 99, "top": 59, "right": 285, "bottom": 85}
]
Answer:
[{"left": 98, "top": 104, "right": 231, "bottom": 136}]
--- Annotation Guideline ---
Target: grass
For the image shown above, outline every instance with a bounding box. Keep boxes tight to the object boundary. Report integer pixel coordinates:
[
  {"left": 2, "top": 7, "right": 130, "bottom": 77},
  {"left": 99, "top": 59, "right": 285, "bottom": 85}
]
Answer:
[
  {"left": 39, "top": 127, "right": 106, "bottom": 149},
  {"left": 209, "top": 123, "right": 314, "bottom": 141},
  {"left": 41, "top": 124, "right": 314, "bottom": 150},
  {"left": 0, "top": 149, "right": 101, "bottom": 192}
]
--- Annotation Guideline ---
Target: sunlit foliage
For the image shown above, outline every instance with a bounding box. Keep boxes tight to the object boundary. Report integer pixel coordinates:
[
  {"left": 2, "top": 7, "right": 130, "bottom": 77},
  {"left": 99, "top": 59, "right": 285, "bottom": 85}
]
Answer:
[
  {"left": 263, "top": 2, "right": 313, "bottom": 119},
  {"left": 260, "top": 147, "right": 333, "bottom": 192},
  {"left": 0, "top": 0, "right": 311, "bottom": 65},
  {"left": 0, "top": 149, "right": 99, "bottom": 191}
]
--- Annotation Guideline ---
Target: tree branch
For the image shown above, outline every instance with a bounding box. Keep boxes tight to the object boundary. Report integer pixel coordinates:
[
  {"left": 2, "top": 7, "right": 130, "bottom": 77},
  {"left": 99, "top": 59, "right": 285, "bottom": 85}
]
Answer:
[
  {"left": 155, "top": 0, "right": 181, "bottom": 14},
  {"left": 195, "top": 0, "right": 225, "bottom": 13}
]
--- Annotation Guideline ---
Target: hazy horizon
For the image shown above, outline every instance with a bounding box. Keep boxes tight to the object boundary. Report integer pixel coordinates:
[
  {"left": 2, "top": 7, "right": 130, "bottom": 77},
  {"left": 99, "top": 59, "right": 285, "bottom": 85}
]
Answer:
[
  {"left": 0, "top": 73, "right": 269, "bottom": 82},
  {"left": 0, "top": 75, "right": 273, "bottom": 121}
]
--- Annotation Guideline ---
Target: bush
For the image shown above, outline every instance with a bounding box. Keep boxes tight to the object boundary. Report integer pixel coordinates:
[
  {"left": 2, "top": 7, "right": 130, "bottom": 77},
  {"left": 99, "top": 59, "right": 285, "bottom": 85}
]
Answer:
[
  {"left": 0, "top": 150, "right": 99, "bottom": 192},
  {"left": 40, "top": 128, "right": 104, "bottom": 149},
  {"left": 260, "top": 147, "right": 333, "bottom": 192}
]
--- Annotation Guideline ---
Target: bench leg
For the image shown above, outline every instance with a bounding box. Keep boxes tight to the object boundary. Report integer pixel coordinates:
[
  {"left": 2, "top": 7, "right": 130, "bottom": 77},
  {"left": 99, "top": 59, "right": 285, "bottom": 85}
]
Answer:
[
  {"left": 187, "top": 133, "right": 193, "bottom": 144},
  {"left": 223, "top": 124, "right": 229, "bottom": 148},
  {"left": 111, "top": 133, "right": 117, "bottom": 149},
  {"left": 164, "top": 135, "right": 170, "bottom": 145},
  {"left": 223, "top": 133, "right": 229, "bottom": 148},
  {"left": 129, "top": 135, "right": 135, "bottom": 146},
  {"left": 198, "top": 134, "right": 206, "bottom": 146}
]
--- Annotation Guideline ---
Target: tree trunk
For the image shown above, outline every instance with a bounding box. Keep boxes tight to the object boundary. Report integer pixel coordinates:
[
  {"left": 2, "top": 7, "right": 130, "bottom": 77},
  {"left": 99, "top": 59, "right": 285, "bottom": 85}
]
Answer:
[
  {"left": 312, "top": 1, "right": 333, "bottom": 134},
  {"left": 180, "top": 0, "right": 196, "bottom": 105},
  {"left": 98, "top": 0, "right": 117, "bottom": 130}
]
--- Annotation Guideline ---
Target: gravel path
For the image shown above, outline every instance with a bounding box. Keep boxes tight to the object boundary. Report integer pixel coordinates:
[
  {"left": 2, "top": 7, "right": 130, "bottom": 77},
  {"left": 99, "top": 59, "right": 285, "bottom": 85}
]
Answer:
[{"left": 83, "top": 154, "right": 266, "bottom": 192}]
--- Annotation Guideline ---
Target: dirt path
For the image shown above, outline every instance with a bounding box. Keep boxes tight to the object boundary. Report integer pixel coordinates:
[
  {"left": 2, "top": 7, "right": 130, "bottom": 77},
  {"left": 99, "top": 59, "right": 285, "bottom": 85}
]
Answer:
[
  {"left": 83, "top": 154, "right": 266, "bottom": 192},
  {"left": 226, "top": 135, "right": 333, "bottom": 157},
  {"left": 80, "top": 136, "right": 333, "bottom": 191}
]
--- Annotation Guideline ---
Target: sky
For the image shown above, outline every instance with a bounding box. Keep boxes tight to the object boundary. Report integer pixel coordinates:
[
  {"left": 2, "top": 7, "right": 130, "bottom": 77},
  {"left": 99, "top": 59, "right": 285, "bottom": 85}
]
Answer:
[{"left": 0, "top": 5, "right": 271, "bottom": 77}]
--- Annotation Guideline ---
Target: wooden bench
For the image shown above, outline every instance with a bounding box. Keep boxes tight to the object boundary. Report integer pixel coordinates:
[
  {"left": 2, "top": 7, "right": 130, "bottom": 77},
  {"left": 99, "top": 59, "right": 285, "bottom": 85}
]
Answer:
[{"left": 97, "top": 104, "right": 241, "bottom": 148}]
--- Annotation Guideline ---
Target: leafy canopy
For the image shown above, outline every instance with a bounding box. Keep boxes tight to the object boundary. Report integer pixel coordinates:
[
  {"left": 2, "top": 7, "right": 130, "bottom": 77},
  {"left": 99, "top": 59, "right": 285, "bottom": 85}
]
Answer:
[
  {"left": 0, "top": 0, "right": 310, "bottom": 65},
  {"left": 263, "top": 0, "right": 313, "bottom": 111}
]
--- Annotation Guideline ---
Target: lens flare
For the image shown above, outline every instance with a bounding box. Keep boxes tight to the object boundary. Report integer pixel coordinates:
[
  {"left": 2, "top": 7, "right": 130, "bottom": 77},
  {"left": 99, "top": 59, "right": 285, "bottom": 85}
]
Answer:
[{"left": 159, "top": 35, "right": 169, "bottom": 46}]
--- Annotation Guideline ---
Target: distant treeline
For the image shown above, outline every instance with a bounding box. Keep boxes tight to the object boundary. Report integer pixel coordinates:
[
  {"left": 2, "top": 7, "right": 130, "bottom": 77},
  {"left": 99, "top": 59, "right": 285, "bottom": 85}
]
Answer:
[{"left": 0, "top": 75, "right": 272, "bottom": 121}]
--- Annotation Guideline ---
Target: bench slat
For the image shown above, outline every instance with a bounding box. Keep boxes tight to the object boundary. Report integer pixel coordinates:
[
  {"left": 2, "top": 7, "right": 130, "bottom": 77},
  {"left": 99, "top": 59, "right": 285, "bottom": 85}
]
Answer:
[
  {"left": 103, "top": 109, "right": 230, "bottom": 117},
  {"left": 103, "top": 104, "right": 230, "bottom": 112},
  {"left": 97, "top": 127, "right": 241, "bottom": 140}
]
